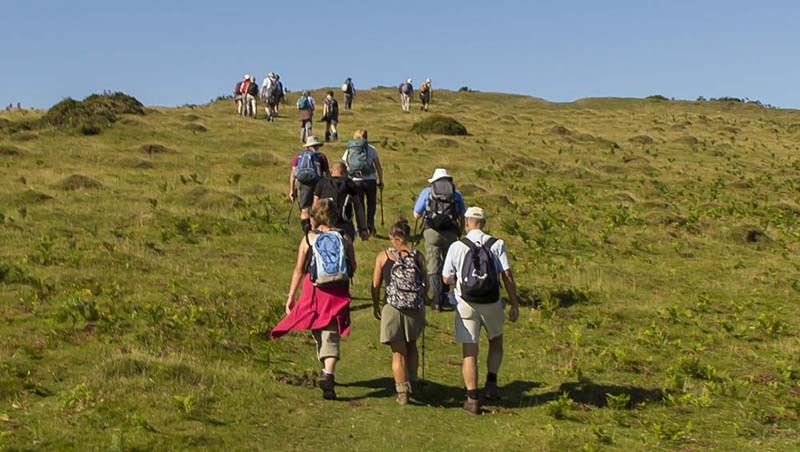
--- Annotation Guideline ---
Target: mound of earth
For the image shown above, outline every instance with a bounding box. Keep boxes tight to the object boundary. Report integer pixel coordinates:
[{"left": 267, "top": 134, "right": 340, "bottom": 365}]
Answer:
[
  {"left": 185, "top": 123, "right": 208, "bottom": 133},
  {"left": 429, "top": 138, "right": 459, "bottom": 148},
  {"left": 41, "top": 92, "right": 144, "bottom": 134},
  {"left": 55, "top": 174, "right": 104, "bottom": 191},
  {"left": 240, "top": 152, "right": 279, "bottom": 167},
  {"left": 674, "top": 135, "right": 699, "bottom": 145},
  {"left": 411, "top": 115, "right": 467, "bottom": 136},
  {"left": 0, "top": 144, "right": 24, "bottom": 156},
  {"left": 184, "top": 187, "right": 244, "bottom": 209},
  {"left": 629, "top": 135, "right": 654, "bottom": 145},
  {"left": 140, "top": 143, "right": 174, "bottom": 155}
]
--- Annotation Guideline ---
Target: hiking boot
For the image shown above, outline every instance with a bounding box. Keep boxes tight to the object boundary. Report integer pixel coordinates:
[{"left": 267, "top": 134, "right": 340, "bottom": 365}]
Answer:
[
  {"left": 319, "top": 373, "right": 336, "bottom": 400},
  {"left": 463, "top": 397, "right": 480, "bottom": 415},
  {"left": 395, "top": 382, "right": 411, "bottom": 404},
  {"left": 483, "top": 381, "right": 500, "bottom": 401}
]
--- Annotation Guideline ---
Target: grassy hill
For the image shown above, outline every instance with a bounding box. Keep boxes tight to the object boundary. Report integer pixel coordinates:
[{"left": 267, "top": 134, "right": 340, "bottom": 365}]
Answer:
[{"left": 1, "top": 88, "right": 799, "bottom": 451}]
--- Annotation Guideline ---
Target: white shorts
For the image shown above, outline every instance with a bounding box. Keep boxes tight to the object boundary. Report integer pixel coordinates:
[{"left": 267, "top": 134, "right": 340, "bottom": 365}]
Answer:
[{"left": 454, "top": 300, "right": 504, "bottom": 343}]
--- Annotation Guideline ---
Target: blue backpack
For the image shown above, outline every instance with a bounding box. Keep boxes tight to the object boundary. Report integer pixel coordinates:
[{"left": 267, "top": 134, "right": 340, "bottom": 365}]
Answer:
[
  {"left": 297, "top": 95, "right": 310, "bottom": 110},
  {"left": 307, "top": 230, "right": 349, "bottom": 287},
  {"left": 294, "top": 150, "right": 320, "bottom": 185}
]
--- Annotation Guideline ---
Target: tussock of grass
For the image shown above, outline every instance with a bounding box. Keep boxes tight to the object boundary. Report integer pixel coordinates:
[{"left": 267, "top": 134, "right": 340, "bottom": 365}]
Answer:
[
  {"left": 13, "top": 189, "right": 54, "bottom": 205},
  {"left": 185, "top": 123, "right": 208, "bottom": 133},
  {"left": 411, "top": 115, "right": 467, "bottom": 135},
  {"left": 9, "top": 131, "right": 38, "bottom": 142},
  {"left": 240, "top": 152, "right": 279, "bottom": 167},
  {"left": 629, "top": 135, "right": 654, "bottom": 144},
  {"left": 429, "top": 137, "right": 459, "bottom": 148},
  {"left": 0, "top": 144, "right": 24, "bottom": 156},
  {"left": 40, "top": 92, "right": 144, "bottom": 134},
  {"left": 673, "top": 135, "right": 699, "bottom": 145},
  {"left": 140, "top": 143, "right": 173, "bottom": 155},
  {"left": 55, "top": 174, "right": 103, "bottom": 191},
  {"left": 184, "top": 187, "right": 244, "bottom": 209}
]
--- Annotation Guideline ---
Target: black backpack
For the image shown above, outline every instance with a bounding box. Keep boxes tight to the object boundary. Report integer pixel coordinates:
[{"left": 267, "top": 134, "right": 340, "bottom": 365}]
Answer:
[
  {"left": 268, "top": 81, "right": 282, "bottom": 102},
  {"left": 425, "top": 179, "right": 459, "bottom": 231},
  {"left": 247, "top": 82, "right": 259, "bottom": 96},
  {"left": 459, "top": 237, "right": 500, "bottom": 303}
]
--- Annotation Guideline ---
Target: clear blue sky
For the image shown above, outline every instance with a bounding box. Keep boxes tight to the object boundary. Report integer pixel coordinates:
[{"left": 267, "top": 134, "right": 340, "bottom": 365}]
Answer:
[{"left": 3, "top": 0, "right": 799, "bottom": 109}]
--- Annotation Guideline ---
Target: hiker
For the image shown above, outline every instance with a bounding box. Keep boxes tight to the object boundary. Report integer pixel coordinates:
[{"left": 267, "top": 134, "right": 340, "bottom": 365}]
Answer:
[
  {"left": 442, "top": 206, "right": 520, "bottom": 415},
  {"left": 261, "top": 72, "right": 280, "bottom": 121},
  {"left": 342, "top": 129, "right": 384, "bottom": 236},
  {"left": 313, "top": 161, "right": 369, "bottom": 242},
  {"left": 273, "top": 74, "right": 285, "bottom": 115},
  {"left": 271, "top": 198, "right": 357, "bottom": 400},
  {"left": 297, "top": 90, "right": 316, "bottom": 142},
  {"left": 322, "top": 91, "right": 339, "bottom": 142},
  {"left": 342, "top": 77, "right": 355, "bottom": 110},
  {"left": 290, "top": 136, "right": 330, "bottom": 233},
  {"left": 419, "top": 78, "right": 432, "bottom": 112},
  {"left": 399, "top": 79, "right": 413, "bottom": 112},
  {"left": 245, "top": 75, "right": 259, "bottom": 118},
  {"left": 371, "top": 217, "right": 429, "bottom": 405},
  {"left": 235, "top": 74, "right": 250, "bottom": 115},
  {"left": 412, "top": 168, "right": 465, "bottom": 311}
]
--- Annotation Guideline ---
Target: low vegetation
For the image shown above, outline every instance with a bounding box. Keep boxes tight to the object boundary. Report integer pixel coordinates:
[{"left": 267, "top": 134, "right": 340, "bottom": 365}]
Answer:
[{"left": 0, "top": 88, "right": 799, "bottom": 450}]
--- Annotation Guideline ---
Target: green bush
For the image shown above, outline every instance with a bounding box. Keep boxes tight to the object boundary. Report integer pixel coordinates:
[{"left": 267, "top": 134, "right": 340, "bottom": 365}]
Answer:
[
  {"left": 39, "top": 92, "right": 144, "bottom": 134},
  {"left": 411, "top": 115, "right": 468, "bottom": 136}
]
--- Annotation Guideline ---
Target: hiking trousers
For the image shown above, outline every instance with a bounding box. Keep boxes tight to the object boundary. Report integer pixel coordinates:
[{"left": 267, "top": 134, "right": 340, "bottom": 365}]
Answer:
[
  {"left": 353, "top": 179, "right": 377, "bottom": 231},
  {"left": 300, "top": 120, "right": 312, "bottom": 142},
  {"left": 246, "top": 94, "right": 257, "bottom": 117},
  {"left": 400, "top": 94, "right": 411, "bottom": 112},
  {"left": 344, "top": 94, "right": 353, "bottom": 110},
  {"left": 422, "top": 227, "right": 458, "bottom": 303}
]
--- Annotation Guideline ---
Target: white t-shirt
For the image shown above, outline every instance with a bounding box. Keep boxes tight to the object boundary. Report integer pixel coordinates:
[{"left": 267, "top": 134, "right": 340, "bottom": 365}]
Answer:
[{"left": 442, "top": 229, "right": 510, "bottom": 304}]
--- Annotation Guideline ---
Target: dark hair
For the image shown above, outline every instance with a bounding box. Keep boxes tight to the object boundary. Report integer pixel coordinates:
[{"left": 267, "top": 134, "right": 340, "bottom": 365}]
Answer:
[
  {"left": 311, "top": 198, "right": 337, "bottom": 227},
  {"left": 389, "top": 217, "right": 411, "bottom": 242},
  {"left": 327, "top": 90, "right": 334, "bottom": 97}
]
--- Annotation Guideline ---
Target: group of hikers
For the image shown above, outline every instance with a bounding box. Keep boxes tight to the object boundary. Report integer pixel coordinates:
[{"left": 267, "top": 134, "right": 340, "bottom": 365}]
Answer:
[
  {"left": 233, "top": 74, "right": 434, "bottom": 142},
  {"left": 271, "top": 130, "right": 519, "bottom": 415}
]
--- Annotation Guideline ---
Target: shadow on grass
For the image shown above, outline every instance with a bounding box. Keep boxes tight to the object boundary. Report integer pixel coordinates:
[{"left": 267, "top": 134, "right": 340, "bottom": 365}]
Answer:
[
  {"left": 499, "top": 380, "right": 666, "bottom": 410},
  {"left": 518, "top": 287, "right": 590, "bottom": 309}
]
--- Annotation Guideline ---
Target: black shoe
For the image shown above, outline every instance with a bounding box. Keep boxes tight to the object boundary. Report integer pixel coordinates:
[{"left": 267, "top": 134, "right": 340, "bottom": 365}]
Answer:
[
  {"left": 482, "top": 381, "right": 500, "bottom": 401},
  {"left": 319, "top": 373, "right": 336, "bottom": 400}
]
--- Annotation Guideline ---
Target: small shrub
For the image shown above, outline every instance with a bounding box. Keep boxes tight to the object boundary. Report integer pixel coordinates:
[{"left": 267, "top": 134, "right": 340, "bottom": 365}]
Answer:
[
  {"left": 411, "top": 115, "right": 468, "bottom": 136},
  {"left": 546, "top": 392, "right": 573, "bottom": 419},
  {"left": 646, "top": 94, "right": 670, "bottom": 101},
  {"left": 40, "top": 92, "right": 144, "bottom": 134}
]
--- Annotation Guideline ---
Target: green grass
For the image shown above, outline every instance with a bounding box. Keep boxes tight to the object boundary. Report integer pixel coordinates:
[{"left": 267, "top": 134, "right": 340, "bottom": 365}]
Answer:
[{"left": 1, "top": 88, "right": 799, "bottom": 451}]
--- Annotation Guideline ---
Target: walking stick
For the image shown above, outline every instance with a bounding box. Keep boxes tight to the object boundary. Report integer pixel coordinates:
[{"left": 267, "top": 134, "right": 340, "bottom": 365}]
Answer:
[
  {"left": 285, "top": 195, "right": 297, "bottom": 226},
  {"left": 421, "top": 327, "right": 426, "bottom": 384}
]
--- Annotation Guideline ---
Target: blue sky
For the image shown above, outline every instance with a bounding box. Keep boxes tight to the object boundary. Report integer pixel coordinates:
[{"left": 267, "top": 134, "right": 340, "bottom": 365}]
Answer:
[{"left": 2, "top": 0, "right": 799, "bottom": 108}]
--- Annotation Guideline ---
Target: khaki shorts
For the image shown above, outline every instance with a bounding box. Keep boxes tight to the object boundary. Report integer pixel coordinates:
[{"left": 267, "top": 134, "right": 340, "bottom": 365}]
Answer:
[
  {"left": 380, "top": 304, "right": 425, "bottom": 344},
  {"left": 312, "top": 323, "right": 340, "bottom": 361},
  {"left": 454, "top": 300, "right": 504, "bottom": 343}
]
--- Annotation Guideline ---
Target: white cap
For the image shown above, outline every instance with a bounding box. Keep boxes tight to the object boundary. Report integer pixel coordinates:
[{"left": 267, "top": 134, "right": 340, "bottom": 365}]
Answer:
[
  {"left": 426, "top": 78, "right": 431, "bottom": 83},
  {"left": 407, "top": 78, "right": 413, "bottom": 84},
  {"left": 464, "top": 207, "right": 486, "bottom": 220},
  {"left": 428, "top": 168, "right": 452, "bottom": 183},
  {"left": 244, "top": 74, "right": 250, "bottom": 80}
]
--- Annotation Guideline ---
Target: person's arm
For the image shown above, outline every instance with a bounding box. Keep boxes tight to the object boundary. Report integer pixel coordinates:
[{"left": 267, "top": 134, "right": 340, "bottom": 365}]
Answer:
[
  {"left": 343, "top": 234, "right": 357, "bottom": 276},
  {"left": 412, "top": 189, "right": 427, "bottom": 219},
  {"left": 373, "top": 150, "right": 384, "bottom": 188},
  {"left": 501, "top": 270, "right": 519, "bottom": 322},
  {"left": 442, "top": 246, "right": 457, "bottom": 286},
  {"left": 286, "top": 238, "right": 309, "bottom": 313},
  {"left": 289, "top": 167, "right": 296, "bottom": 201},
  {"left": 371, "top": 252, "right": 386, "bottom": 320}
]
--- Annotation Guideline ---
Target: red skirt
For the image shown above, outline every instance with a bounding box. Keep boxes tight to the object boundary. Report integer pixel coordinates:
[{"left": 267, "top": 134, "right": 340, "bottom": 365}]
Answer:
[{"left": 271, "top": 274, "right": 351, "bottom": 339}]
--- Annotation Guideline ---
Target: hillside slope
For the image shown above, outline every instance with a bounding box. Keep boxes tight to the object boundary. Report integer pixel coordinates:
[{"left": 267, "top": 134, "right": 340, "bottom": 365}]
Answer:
[{"left": 1, "top": 89, "right": 799, "bottom": 450}]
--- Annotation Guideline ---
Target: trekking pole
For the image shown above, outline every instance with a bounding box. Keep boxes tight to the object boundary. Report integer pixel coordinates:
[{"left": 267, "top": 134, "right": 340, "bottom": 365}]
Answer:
[
  {"left": 421, "top": 327, "right": 426, "bottom": 384},
  {"left": 413, "top": 217, "right": 422, "bottom": 248},
  {"left": 285, "top": 195, "right": 296, "bottom": 226}
]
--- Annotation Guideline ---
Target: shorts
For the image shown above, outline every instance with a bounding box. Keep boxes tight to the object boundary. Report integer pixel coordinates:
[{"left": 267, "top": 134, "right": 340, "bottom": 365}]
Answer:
[
  {"left": 454, "top": 300, "right": 504, "bottom": 343},
  {"left": 380, "top": 304, "right": 425, "bottom": 344},
  {"left": 298, "top": 182, "right": 315, "bottom": 209},
  {"left": 312, "top": 323, "right": 340, "bottom": 361}
]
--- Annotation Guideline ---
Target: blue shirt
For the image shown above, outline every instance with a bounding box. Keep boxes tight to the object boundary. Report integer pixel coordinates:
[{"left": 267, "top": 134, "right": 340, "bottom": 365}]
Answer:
[{"left": 412, "top": 187, "right": 466, "bottom": 216}]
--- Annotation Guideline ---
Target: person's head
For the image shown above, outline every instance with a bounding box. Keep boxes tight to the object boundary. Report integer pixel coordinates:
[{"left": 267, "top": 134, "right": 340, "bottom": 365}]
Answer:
[
  {"left": 426, "top": 78, "right": 431, "bottom": 83},
  {"left": 302, "top": 90, "right": 310, "bottom": 96},
  {"left": 304, "top": 136, "right": 324, "bottom": 150},
  {"left": 331, "top": 161, "right": 348, "bottom": 177},
  {"left": 353, "top": 129, "right": 368, "bottom": 140},
  {"left": 250, "top": 75, "right": 256, "bottom": 82},
  {"left": 268, "top": 72, "right": 275, "bottom": 78},
  {"left": 310, "top": 198, "right": 337, "bottom": 228},
  {"left": 427, "top": 168, "right": 452, "bottom": 184},
  {"left": 464, "top": 207, "right": 487, "bottom": 231},
  {"left": 244, "top": 74, "right": 250, "bottom": 80},
  {"left": 346, "top": 77, "right": 351, "bottom": 82},
  {"left": 275, "top": 74, "right": 280, "bottom": 80},
  {"left": 326, "top": 90, "right": 334, "bottom": 98},
  {"left": 389, "top": 217, "right": 411, "bottom": 245},
  {"left": 406, "top": 78, "right": 412, "bottom": 84}
]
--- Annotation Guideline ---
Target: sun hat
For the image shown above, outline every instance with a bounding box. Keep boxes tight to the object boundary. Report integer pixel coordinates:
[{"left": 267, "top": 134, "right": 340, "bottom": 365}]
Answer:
[
  {"left": 426, "top": 78, "right": 431, "bottom": 83},
  {"left": 464, "top": 207, "right": 486, "bottom": 220},
  {"left": 407, "top": 78, "right": 413, "bottom": 84},
  {"left": 244, "top": 74, "right": 250, "bottom": 80},
  {"left": 427, "top": 168, "right": 452, "bottom": 183},
  {"left": 304, "top": 136, "right": 324, "bottom": 148}
]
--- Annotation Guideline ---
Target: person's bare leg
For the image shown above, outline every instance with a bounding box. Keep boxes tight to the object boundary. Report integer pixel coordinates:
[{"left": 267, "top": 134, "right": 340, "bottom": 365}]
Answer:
[
  {"left": 487, "top": 335, "right": 503, "bottom": 374},
  {"left": 390, "top": 342, "right": 408, "bottom": 383},
  {"left": 462, "top": 343, "right": 479, "bottom": 390}
]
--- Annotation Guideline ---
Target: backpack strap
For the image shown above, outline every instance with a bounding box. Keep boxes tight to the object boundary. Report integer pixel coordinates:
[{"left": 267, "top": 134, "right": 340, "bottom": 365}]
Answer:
[
  {"left": 484, "top": 237, "right": 498, "bottom": 250},
  {"left": 460, "top": 237, "right": 478, "bottom": 251}
]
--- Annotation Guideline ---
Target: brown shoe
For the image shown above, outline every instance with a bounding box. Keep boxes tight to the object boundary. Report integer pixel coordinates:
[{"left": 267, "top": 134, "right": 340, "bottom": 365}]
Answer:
[
  {"left": 319, "top": 373, "right": 336, "bottom": 400},
  {"left": 483, "top": 381, "right": 499, "bottom": 401},
  {"left": 463, "top": 397, "right": 480, "bottom": 415},
  {"left": 396, "top": 392, "right": 409, "bottom": 405}
]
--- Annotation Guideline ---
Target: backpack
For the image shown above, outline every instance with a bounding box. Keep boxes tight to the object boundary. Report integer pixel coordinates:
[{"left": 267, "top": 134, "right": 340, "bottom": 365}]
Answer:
[
  {"left": 425, "top": 179, "right": 459, "bottom": 231},
  {"left": 319, "top": 177, "right": 354, "bottom": 224},
  {"left": 341, "top": 83, "right": 349, "bottom": 93},
  {"left": 294, "top": 150, "right": 321, "bottom": 185},
  {"left": 385, "top": 249, "right": 425, "bottom": 310},
  {"left": 345, "top": 138, "right": 374, "bottom": 178},
  {"left": 400, "top": 83, "right": 412, "bottom": 95},
  {"left": 306, "top": 230, "right": 349, "bottom": 287},
  {"left": 297, "top": 95, "right": 309, "bottom": 110},
  {"left": 459, "top": 237, "right": 500, "bottom": 303},
  {"left": 325, "top": 98, "right": 338, "bottom": 118},
  {"left": 247, "top": 82, "right": 259, "bottom": 96},
  {"left": 234, "top": 82, "right": 242, "bottom": 96},
  {"left": 268, "top": 81, "right": 282, "bottom": 102},
  {"left": 420, "top": 82, "right": 430, "bottom": 92}
]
